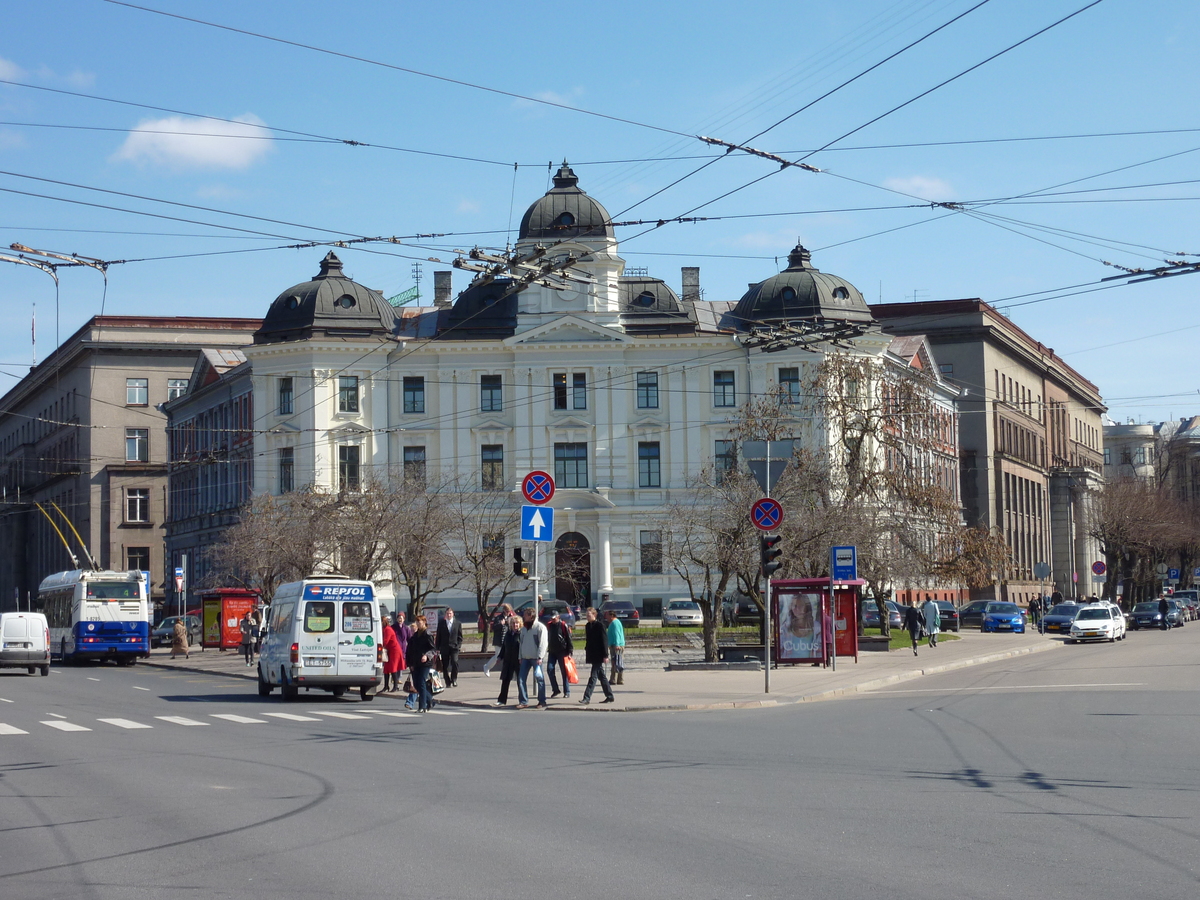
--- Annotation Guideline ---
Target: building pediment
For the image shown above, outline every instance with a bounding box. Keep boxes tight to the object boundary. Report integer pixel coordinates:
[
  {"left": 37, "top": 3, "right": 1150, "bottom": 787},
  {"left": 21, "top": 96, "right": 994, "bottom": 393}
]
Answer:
[
  {"left": 471, "top": 417, "right": 511, "bottom": 433},
  {"left": 505, "top": 315, "right": 631, "bottom": 346},
  {"left": 330, "top": 422, "right": 371, "bottom": 436},
  {"left": 269, "top": 421, "right": 302, "bottom": 434},
  {"left": 548, "top": 415, "right": 592, "bottom": 430}
]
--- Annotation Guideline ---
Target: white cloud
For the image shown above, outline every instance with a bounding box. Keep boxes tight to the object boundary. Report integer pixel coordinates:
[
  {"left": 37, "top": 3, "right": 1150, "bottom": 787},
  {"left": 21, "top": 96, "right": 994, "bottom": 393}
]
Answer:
[
  {"left": 0, "top": 57, "right": 25, "bottom": 80},
  {"left": 882, "top": 175, "right": 954, "bottom": 201},
  {"left": 456, "top": 198, "right": 481, "bottom": 214},
  {"left": 113, "top": 114, "right": 274, "bottom": 170},
  {"left": 0, "top": 130, "right": 27, "bottom": 150},
  {"left": 64, "top": 70, "right": 96, "bottom": 89}
]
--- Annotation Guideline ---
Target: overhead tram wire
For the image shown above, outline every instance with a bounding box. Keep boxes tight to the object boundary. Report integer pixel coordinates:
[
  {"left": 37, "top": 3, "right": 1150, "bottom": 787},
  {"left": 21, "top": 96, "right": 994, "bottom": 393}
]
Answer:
[{"left": 103, "top": 1, "right": 692, "bottom": 139}]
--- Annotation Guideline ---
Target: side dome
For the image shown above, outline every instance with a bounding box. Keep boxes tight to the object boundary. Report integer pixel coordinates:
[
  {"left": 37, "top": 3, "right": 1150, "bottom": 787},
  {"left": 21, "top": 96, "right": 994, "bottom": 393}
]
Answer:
[
  {"left": 255, "top": 252, "right": 399, "bottom": 344},
  {"left": 518, "top": 162, "right": 614, "bottom": 242},
  {"left": 732, "top": 244, "right": 874, "bottom": 328}
]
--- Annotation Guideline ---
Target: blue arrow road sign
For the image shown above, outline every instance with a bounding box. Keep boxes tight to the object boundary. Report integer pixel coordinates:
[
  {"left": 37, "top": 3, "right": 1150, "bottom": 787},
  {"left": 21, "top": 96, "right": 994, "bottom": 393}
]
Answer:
[{"left": 521, "top": 505, "right": 554, "bottom": 542}]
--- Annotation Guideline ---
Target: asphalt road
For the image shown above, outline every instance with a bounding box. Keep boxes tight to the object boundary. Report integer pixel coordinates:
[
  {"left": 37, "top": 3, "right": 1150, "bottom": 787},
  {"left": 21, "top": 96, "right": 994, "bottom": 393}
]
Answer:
[{"left": 1, "top": 626, "right": 1197, "bottom": 900}]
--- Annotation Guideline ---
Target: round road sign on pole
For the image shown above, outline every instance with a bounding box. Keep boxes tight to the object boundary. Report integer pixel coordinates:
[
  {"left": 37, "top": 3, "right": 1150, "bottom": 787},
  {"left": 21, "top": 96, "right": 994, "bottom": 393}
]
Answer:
[
  {"left": 1091, "top": 561, "right": 1106, "bottom": 576},
  {"left": 750, "top": 497, "right": 784, "bottom": 531},
  {"left": 521, "top": 471, "right": 555, "bottom": 505}
]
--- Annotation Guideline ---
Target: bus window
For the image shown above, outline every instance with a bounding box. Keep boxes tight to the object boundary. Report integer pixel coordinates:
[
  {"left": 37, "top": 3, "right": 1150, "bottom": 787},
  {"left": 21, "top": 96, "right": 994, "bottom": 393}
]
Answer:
[
  {"left": 86, "top": 583, "right": 138, "bottom": 600},
  {"left": 342, "top": 602, "right": 373, "bottom": 633},
  {"left": 303, "top": 601, "right": 335, "bottom": 633}
]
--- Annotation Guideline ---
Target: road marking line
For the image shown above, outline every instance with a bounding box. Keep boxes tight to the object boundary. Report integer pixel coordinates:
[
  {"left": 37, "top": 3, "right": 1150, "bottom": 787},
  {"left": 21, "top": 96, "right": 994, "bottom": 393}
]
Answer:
[
  {"left": 97, "top": 718, "right": 153, "bottom": 730},
  {"left": 0, "top": 723, "right": 29, "bottom": 735},
  {"left": 210, "top": 713, "right": 267, "bottom": 724},
  {"left": 869, "top": 682, "right": 1147, "bottom": 693},
  {"left": 155, "top": 716, "right": 209, "bottom": 726},
  {"left": 42, "top": 721, "right": 91, "bottom": 732},
  {"left": 0, "top": 698, "right": 12, "bottom": 703},
  {"left": 368, "top": 711, "right": 419, "bottom": 718},
  {"left": 132, "top": 686, "right": 151, "bottom": 691},
  {"left": 46, "top": 712, "right": 66, "bottom": 719},
  {"left": 471, "top": 708, "right": 515, "bottom": 713},
  {"left": 426, "top": 710, "right": 469, "bottom": 716},
  {"left": 87, "top": 677, "right": 101, "bottom": 682},
  {"left": 263, "top": 712, "right": 320, "bottom": 722},
  {"left": 306, "top": 710, "right": 371, "bottom": 720}
]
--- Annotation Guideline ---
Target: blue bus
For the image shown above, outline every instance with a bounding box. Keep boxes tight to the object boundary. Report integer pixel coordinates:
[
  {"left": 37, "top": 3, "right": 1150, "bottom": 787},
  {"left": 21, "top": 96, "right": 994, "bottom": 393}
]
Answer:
[{"left": 38, "top": 570, "right": 150, "bottom": 665}]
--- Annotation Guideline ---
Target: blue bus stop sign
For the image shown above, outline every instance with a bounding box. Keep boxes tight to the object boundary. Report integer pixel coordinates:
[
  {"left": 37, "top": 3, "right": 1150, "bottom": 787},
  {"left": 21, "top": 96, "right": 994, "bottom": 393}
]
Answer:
[{"left": 831, "top": 545, "right": 857, "bottom": 581}]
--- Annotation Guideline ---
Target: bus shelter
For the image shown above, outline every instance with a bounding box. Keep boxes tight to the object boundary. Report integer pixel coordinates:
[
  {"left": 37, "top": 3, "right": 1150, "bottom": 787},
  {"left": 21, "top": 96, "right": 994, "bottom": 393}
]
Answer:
[
  {"left": 771, "top": 578, "right": 863, "bottom": 667},
  {"left": 200, "top": 588, "right": 261, "bottom": 650}
]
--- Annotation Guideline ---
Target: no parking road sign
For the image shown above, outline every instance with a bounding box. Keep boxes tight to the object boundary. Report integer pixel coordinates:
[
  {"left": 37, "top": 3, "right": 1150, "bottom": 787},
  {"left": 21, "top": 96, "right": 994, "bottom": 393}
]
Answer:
[
  {"left": 750, "top": 497, "right": 784, "bottom": 532},
  {"left": 521, "top": 471, "right": 555, "bottom": 505}
]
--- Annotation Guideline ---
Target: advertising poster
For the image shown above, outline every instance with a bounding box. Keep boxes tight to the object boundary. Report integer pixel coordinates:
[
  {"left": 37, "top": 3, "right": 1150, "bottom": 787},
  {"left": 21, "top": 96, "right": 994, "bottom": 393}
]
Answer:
[
  {"left": 777, "top": 591, "right": 824, "bottom": 662},
  {"left": 202, "top": 599, "right": 221, "bottom": 647}
]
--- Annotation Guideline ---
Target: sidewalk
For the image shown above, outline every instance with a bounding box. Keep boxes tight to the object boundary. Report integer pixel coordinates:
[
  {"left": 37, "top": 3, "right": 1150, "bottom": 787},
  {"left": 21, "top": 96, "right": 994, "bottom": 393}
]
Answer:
[{"left": 142, "top": 631, "right": 1062, "bottom": 712}]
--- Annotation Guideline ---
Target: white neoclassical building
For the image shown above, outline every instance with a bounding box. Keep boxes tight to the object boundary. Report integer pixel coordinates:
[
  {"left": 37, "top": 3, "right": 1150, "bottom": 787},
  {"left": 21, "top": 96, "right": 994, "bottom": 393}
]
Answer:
[{"left": 240, "top": 164, "right": 920, "bottom": 610}]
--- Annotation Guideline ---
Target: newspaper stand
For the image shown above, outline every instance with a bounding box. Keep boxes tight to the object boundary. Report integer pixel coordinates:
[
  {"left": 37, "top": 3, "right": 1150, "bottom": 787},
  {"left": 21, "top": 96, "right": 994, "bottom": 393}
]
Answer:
[
  {"left": 771, "top": 578, "right": 863, "bottom": 667},
  {"left": 200, "top": 587, "right": 261, "bottom": 650}
]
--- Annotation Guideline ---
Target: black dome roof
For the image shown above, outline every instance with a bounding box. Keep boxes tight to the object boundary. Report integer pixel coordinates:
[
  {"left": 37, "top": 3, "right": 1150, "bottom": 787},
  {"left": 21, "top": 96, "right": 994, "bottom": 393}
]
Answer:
[
  {"left": 518, "top": 162, "right": 614, "bottom": 242},
  {"left": 255, "top": 252, "right": 398, "bottom": 344},
  {"left": 732, "top": 245, "right": 873, "bottom": 328}
]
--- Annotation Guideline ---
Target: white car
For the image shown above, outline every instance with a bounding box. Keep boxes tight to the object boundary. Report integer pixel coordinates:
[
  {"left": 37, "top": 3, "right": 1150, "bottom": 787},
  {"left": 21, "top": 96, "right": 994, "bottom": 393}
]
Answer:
[
  {"left": 1104, "top": 603, "right": 1127, "bottom": 640},
  {"left": 1068, "top": 605, "right": 1118, "bottom": 643},
  {"left": 661, "top": 599, "right": 704, "bottom": 627}
]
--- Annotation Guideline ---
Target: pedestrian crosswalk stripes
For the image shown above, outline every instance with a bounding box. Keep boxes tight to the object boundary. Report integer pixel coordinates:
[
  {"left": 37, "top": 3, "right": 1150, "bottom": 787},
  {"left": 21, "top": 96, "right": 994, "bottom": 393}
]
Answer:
[
  {"left": 42, "top": 720, "right": 91, "bottom": 732},
  {"left": 1, "top": 705, "right": 503, "bottom": 735}
]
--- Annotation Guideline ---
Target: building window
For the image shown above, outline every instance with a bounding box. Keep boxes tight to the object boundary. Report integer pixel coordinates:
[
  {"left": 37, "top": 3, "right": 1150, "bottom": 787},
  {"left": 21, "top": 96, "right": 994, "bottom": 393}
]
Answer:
[
  {"left": 403, "top": 446, "right": 426, "bottom": 484},
  {"left": 713, "top": 371, "right": 735, "bottom": 407},
  {"left": 338, "top": 376, "right": 360, "bottom": 413},
  {"left": 779, "top": 367, "right": 800, "bottom": 404},
  {"left": 125, "top": 428, "right": 148, "bottom": 462},
  {"left": 126, "top": 378, "right": 148, "bottom": 406},
  {"left": 481, "top": 444, "right": 503, "bottom": 491},
  {"left": 338, "top": 445, "right": 361, "bottom": 492},
  {"left": 1134, "top": 447, "right": 1146, "bottom": 466},
  {"left": 640, "top": 530, "right": 663, "bottom": 574},
  {"left": 483, "top": 532, "right": 504, "bottom": 559},
  {"left": 573, "top": 373, "right": 587, "bottom": 410},
  {"left": 167, "top": 378, "right": 188, "bottom": 401},
  {"left": 636, "top": 372, "right": 659, "bottom": 409},
  {"left": 638, "top": 442, "right": 661, "bottom": 488},
  {"left": 278, "top": 377, "right": 294, "bottom": 415},
  {"left": 403, "top": 377, "right": 425, "bottom": 414},
  {"left": 126, "top": 546, "right": 151, "bottom": 572},
  {"left": 552, "top": 373, "right": 587, "bottom": 410},
  {"left": 715, "top": 440, "right": 737, "bottom": 483},
  {"left": 125, "top": 488, "right": 150, "bottom": 523},
  {"left": 279, "top": 447, "right": 295, "bottom": 493},
  {"left": 554, "top": 442, "right": 588, "bottom": 489},
  {"left": 481, "top": 375, "right": 502, "bottom": 412},
  {"left": 1103, "top": 447, "right": 1111, "bottom": 466}
]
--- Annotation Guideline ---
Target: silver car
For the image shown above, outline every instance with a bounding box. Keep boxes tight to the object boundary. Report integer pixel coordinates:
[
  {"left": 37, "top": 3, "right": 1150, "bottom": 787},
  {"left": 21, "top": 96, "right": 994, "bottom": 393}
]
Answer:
[{"left": 661, "top": 599, "right": 703, "bottom": 627}]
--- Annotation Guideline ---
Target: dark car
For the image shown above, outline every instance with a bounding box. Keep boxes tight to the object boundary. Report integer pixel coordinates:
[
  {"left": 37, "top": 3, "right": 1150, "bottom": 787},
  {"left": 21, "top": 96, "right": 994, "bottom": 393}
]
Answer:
[
  {"left": 516, "top": 599, "right": 576, "bottom": 630},
  {"left": 957, "top": 600, "right": 992, "bottom": 630},
  {"left": 599, "top": 600, "right": 640, "bottom": 628},
  {"left": 1130, "top": 600, "right": 1185, "bottom": 629},
  {"left": 1041, "top": 603, "right": 1080, "bottom": 635},
  {"left": 151, "top": 615, "right": 202, "bottom": 648},
  {"left": 934, "top": 601, "right": 960, "bottom": 632}
]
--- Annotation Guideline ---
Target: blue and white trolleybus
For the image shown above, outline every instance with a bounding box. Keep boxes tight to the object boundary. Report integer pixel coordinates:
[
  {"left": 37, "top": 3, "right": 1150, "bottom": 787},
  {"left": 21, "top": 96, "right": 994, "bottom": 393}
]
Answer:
[{"left": 37, "top": 569, "right": 150, "bottom": 665}]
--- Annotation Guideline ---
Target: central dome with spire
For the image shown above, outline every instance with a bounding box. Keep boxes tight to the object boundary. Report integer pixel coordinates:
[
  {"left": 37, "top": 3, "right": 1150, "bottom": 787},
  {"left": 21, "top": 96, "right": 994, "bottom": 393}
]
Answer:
[
  {"left": 518, "top": 162, "right": 614, "bottom": 242},
  {"left": 255, "top": 252, "right": 398, "bottom": 344},
  {"left": 732, "top": 244, "right": 873, "bottom": 328}
]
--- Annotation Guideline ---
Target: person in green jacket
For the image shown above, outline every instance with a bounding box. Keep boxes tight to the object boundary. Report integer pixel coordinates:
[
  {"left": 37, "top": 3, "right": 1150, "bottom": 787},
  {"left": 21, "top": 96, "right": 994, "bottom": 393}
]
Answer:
[{"left": 605, "top": 609, "right": 626, "bottom": 685}]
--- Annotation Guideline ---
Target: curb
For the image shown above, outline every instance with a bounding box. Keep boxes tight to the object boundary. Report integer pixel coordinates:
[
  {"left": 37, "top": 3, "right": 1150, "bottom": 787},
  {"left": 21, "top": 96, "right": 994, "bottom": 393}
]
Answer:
[{"left": 142, "top": 640, "right": 1063, "bottom": 712}]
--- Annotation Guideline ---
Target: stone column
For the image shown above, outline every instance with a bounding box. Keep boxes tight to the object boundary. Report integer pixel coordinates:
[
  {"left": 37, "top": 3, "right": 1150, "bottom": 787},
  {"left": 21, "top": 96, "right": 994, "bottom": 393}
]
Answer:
[{"left": 598, "top": 518, "right": 613, "bottom": 594}]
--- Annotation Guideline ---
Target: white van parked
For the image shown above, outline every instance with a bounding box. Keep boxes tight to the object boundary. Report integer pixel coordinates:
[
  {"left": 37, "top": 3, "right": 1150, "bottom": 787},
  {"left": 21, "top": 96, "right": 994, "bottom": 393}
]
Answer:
[
  {"left": 1, "top": 612, "right": 51, "bottom": 676},
  {"left": 257, "top": 577, "right": 383, "bottom": 701}
]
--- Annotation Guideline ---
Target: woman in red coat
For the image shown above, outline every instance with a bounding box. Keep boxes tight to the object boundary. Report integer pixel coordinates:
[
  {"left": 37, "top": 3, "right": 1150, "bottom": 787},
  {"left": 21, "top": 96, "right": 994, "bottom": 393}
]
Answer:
[{"left": 382, "top": 617, "right": 405, "bottom": 692}]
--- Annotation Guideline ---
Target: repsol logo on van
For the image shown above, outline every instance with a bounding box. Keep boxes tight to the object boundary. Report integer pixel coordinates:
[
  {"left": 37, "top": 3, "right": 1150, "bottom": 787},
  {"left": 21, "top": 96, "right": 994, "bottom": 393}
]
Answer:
[{"left": 307, "top": 585, "right": 369, "bottom": 596}]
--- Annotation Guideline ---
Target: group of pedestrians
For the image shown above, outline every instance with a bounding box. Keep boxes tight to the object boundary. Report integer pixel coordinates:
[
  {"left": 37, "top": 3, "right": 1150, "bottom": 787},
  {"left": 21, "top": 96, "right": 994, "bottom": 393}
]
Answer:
[
  {"left": 903, "top": 597, "right": 942, "bottom": 656},
  {"left": 485, "top": 601, "right": 624, "bottom": 708}
]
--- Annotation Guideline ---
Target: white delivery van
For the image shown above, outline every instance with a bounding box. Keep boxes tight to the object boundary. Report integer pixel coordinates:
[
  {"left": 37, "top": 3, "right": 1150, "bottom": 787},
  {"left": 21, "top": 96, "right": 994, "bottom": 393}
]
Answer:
[
  {"left": 257, "top": 576, "right": 383, "bottom": 701},
  {"left": 0, "top": 612, "right": 51, "bottom": 676}
]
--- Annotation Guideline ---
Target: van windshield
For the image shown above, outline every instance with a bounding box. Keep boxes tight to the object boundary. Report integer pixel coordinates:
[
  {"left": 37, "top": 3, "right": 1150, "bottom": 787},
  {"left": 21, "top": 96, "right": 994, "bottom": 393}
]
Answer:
[
  {"left": 303, "top": 601, "right": 335, "bottom": 633},
  {"left": 342, "top": 602, "right": 374, "bottom": 633}
]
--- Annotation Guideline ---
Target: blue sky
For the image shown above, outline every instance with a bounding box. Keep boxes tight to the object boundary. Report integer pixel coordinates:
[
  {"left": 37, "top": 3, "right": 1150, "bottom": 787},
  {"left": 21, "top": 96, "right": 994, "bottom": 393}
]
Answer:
[{"left": 1, "top": 0, "right": 1197, "bottom": 423}]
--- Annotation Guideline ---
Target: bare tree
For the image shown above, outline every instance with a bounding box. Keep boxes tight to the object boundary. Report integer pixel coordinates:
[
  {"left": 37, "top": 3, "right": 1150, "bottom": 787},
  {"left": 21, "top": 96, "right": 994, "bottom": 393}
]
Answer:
[{"left": 377, "top": 472, "right": 462, "bottom": 618}]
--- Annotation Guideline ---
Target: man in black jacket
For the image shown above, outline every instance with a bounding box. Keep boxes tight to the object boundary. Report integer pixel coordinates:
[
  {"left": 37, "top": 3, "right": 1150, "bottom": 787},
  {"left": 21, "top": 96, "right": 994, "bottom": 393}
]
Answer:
[
  {"left": 436, "top": 608, "right": 464, "bottom": 687},
  {"left": 579, "top": 607, "right": 615, "bottom": 705},
  {"left": 546, "top": 609, "right": 575, "bottom": 699}
]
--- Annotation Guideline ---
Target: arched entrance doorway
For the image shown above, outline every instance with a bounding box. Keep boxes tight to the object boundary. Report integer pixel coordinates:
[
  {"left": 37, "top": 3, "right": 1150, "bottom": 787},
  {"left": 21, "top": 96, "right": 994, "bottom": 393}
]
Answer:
[{"left": 555, "top": 532, "right": 591, "bottom": 606}]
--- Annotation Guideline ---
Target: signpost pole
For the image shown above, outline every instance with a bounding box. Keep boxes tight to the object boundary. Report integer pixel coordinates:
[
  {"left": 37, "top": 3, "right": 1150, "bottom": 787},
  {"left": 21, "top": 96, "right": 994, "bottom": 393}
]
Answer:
[
  {"left": 179, "top": 554, "right": 188, "bottom": 620},
  {"left": 764, "top": 440, "right": 771, "bottom": 694},
  {"left": 532, "top": 541, "right": 541, "bottom": 618}
]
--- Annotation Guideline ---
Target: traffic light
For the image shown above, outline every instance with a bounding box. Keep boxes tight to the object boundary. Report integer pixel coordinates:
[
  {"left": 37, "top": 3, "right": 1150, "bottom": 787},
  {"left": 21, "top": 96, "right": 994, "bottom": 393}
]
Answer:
[
  {"left": 512, "top": 548, "right": 529, "bottom": 578},
  {"left": 761, "top": 534, "right": 783, "bottom": 578}
]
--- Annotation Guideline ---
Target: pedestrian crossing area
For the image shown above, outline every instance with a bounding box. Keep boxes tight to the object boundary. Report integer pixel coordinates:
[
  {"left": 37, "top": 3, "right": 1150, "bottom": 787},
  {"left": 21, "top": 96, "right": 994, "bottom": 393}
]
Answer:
[{"left": 0, "top": 705, "right": 502, "bottom": 735}]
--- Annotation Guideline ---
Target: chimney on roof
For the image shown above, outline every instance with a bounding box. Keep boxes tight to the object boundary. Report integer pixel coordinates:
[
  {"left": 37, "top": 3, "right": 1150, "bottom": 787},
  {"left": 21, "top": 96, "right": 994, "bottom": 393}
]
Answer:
[
  {"left": 433, "top": 271, "right": 453, "bottom": 307},
  {"left": 681, "top": 266, "right": 700, "bottom": 302}
]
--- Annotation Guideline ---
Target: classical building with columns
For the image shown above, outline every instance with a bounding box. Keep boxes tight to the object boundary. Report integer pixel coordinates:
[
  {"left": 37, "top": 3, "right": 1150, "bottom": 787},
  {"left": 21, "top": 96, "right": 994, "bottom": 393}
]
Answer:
[{"left": 215, "top": 164, "right": 951, "bottom": 611}]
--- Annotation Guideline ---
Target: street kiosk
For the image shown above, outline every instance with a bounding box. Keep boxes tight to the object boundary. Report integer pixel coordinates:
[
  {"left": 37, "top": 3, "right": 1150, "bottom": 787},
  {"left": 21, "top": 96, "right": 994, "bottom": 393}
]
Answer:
[
  {"left": 771, "top": 577, "right": 863, "bottom": 667},
  {"left": 200, "top": 587, "right": 261, "bottom": 650}
]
